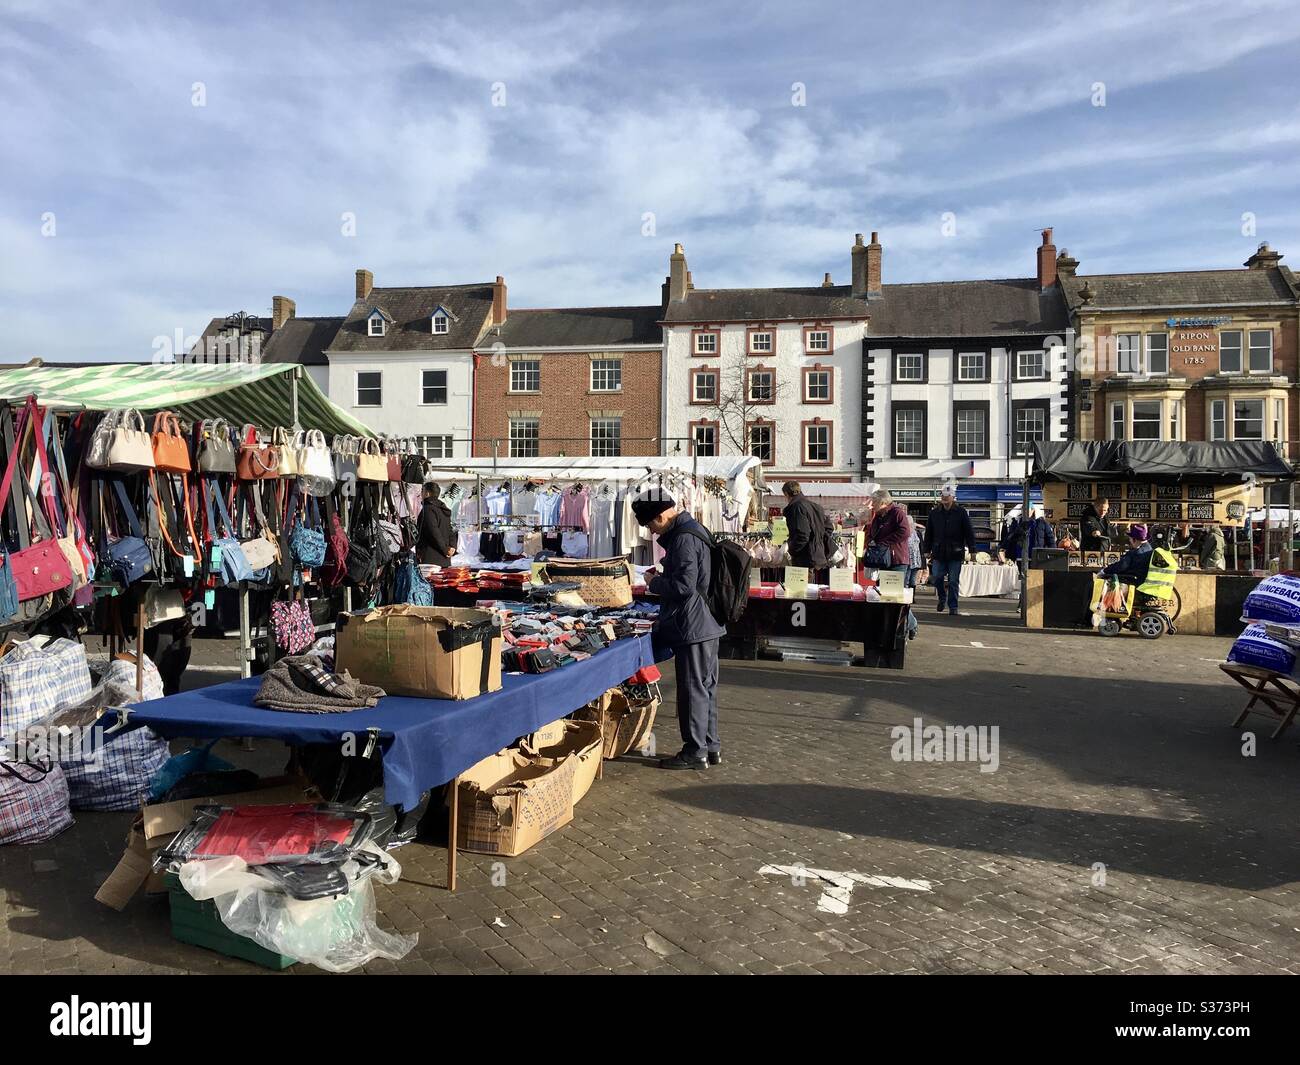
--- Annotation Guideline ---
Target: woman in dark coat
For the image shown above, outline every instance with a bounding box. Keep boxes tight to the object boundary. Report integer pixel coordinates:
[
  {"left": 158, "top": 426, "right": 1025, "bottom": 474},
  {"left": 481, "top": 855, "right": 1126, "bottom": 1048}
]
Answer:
[
  {"left": 866, "top": 490, "right": 911, "bottom": 566},
  {"left": 415, "top": 482, "right": 454, "bottom": 566}
]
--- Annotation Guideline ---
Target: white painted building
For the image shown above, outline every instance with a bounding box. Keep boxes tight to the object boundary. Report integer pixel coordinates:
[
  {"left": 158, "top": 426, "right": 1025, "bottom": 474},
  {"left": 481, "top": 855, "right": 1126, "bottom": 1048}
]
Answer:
[
  {"left": 861, "top": 232, "right": 1071, "bottom": 529},
  {"left": 660, "top": 237, "right": 873, "bottom": 481},
  {"left": 324, "top": 271, "right": 505, "bottom": 456}
]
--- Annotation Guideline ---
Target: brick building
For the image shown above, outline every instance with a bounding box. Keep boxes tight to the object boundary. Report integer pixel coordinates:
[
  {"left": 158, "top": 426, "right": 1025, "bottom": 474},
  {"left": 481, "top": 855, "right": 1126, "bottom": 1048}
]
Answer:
[
  {"left": 1060, "top": 242, "right": 1300, "bottom": 458},
  {"left": 471, "top": 306, "right": 662, "bottom": 457}
]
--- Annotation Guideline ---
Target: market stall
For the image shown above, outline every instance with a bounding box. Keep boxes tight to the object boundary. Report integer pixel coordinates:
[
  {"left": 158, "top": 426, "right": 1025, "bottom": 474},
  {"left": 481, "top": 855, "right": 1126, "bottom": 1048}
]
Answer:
[{"left": 1025, "top": 440, "right": 1297, "bottom": 635}]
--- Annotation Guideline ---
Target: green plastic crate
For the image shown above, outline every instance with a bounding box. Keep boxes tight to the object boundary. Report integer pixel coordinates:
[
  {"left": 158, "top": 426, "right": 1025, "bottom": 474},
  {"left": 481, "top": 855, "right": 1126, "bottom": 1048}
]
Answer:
[{"left": 165, "top": 875, "right": 296, "bottom": 970}]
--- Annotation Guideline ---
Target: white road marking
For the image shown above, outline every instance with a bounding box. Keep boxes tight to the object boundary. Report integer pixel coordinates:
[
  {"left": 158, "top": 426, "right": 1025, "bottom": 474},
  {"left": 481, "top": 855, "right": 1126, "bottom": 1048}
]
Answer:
[
  {"left": 939, "top": 643, "right": 1010, "bottom": 650},
  {"left": 759, "top": 864, "right": 932, "bottom": 915}
]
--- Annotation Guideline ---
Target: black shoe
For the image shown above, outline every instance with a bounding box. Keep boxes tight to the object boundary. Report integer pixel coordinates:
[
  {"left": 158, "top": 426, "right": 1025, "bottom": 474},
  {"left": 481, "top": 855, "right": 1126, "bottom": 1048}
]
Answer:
[
  {"left": 707, "top": 751, "right": 722, "bottom": 765},
  {"left": 935, "top": 599, "right": 945, "bottom": 612},
  {"left": 949, "top": 610, "right": 960, "bottom": 617},
  {"left": 660, "top": 753, "right": 708, "bottom": 770}
]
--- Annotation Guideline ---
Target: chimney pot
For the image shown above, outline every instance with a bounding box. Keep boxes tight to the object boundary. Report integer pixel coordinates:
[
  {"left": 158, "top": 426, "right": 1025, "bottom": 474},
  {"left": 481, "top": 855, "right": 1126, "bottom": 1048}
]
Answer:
[
  {"left": 1244, "top": 241, "right": 1283, "bottom": 269},
  {"left": 854, "top": 233, "right": 864, "bottom": 246},
  {"left": 854, "top": 231, "right": 882, "bottom": 298},
  {"left": 822, "top": 272, "right": 834, "bottom": 288},
  {"left": 356, "top": 269, "right": 373, "bottom": 301},
  {"left": 271, "top": 295, "right": 296, "bottom": 331}
]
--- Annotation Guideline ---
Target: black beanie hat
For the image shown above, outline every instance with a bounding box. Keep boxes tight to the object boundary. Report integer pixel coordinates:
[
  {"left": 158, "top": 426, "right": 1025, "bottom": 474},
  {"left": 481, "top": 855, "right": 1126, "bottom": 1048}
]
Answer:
[{"left": 632, "top": 494, "right": 675, "bottom": 526}]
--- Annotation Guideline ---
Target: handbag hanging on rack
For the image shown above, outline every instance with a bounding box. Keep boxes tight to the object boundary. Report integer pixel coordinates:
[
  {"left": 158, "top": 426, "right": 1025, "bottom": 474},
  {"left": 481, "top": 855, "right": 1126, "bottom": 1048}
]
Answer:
[
  {"left": 237, "top": 424, "right": 281, "bottom": 481},
  {"left": 150, "top": 411, "right": 191, "bottom": 473},
  {"left": 273, "top": 427, "right": 301, "bottom": 478},
  {"left": 332, "top": 434, "right": 359, "bottom": 485},
  {"left": 196, "top": 418, "right": 237, "bottom": 475},
  {"left": 287, "top": 486, "right": 326, "bottom": 568},
  {"left": 97, "top": 478, "right": 154, "bottom": 586},
  {"left": 0, "top": 400, "right": 74, "bottom": 605},
  {"left": 321, "top": 495, "right": 350, "bottom": 587},
  {"left": 24, "top": 400, "right": 88, "bottom": 593},
  {"left": 297, "top": 429, "right": 336, "bottom": 497},
  {"left": 357, "top": 437, "right": 386, "bottom": 482},
  {"left": 202, "top": 478, "right": 253, "bottom": 585},
  {"left": 236, "top": 483, "right": 280, "bottom": 575}
]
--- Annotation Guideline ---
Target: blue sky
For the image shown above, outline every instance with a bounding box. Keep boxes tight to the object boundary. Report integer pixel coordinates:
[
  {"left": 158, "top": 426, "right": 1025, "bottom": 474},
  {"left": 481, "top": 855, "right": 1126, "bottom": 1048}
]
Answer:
[{"left": 2, "top": 0, "right": 1298, "bottom": 362}]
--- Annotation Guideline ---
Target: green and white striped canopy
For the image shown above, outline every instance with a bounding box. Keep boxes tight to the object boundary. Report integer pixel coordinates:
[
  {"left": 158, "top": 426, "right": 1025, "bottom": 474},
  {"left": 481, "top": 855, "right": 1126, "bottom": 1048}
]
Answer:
[{"left": 0, "top": 362, "right": 373, "bottom": 437}]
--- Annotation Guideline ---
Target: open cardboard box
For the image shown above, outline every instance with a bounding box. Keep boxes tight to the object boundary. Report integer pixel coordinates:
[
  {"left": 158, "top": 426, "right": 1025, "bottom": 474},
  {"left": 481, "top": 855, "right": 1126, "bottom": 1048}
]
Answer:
[
  {"left": 95, "top": 776, "right": 320, "bottom": 911},
  {"left": 335, "top": 605, "right": 503, "bottom": 699},
  {"left": 457, "top": 748, "right": 576, "bottom": 857},
  {"left": 532, "top": 718, "right": 603, "bottom": 805}
]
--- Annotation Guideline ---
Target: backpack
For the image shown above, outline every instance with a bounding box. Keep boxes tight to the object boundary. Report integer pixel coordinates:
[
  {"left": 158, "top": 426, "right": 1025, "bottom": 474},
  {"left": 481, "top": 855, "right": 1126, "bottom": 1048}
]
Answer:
[{"left": 683, "top": 525, "right": 751, "bottom": 624}]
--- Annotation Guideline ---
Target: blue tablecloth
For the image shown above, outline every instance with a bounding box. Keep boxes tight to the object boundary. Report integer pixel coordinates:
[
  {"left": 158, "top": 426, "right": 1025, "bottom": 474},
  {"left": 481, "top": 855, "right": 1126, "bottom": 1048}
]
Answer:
[{"left": 108, "top": 635, "right": 656, "bottom": 811}]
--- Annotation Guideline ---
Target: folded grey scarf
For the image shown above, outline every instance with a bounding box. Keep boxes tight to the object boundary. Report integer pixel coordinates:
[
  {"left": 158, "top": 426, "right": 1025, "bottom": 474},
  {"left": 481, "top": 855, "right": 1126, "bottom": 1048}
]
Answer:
[{"left": 254, "top": 654, "right": 386, "bottom": 713}]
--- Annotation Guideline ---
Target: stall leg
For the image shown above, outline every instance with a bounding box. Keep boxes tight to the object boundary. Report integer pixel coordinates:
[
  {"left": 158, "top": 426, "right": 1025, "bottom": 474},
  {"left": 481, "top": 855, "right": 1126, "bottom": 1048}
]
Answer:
[
  {"left": 134, "top": 601, "right": 145, "bottom": 698},
  {"left": 447, "top": 775, "right": 459, "bottom": 892},
  {"left": 239, "top": 587, "right": 254, "bottom": 751}
]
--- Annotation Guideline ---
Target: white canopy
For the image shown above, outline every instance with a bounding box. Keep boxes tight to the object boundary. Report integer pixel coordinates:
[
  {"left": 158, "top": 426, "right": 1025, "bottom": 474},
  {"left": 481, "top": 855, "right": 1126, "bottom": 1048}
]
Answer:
[
  {"left": 763, "top": 481, "right": 878, "bottom": 501},
  {"left": 422, "top": 454, "right": 763, "bottom": 508}
]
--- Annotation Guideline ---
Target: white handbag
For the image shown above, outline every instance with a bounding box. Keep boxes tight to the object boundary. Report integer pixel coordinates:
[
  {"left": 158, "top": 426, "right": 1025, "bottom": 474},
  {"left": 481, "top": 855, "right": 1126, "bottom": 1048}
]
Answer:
[
  {"left": 106, "top": 408, "right": 156, "bottom": 472},
  {"left": 273, "top": 427, "right": 300, "bottom": 477},
  {"left": 297, "top": 429, "right": 336, "bottom": 496},
  {"left": 239, "top": 533, "right": 280, "bottom": 571},
  {"left": 144, "top": 586, "right": 186, "bottom": 627}
]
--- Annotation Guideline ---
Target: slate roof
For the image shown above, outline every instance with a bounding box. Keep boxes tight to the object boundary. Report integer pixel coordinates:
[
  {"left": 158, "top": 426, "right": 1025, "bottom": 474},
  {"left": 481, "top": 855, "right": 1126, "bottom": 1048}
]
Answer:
[
  {"left": 1059, "top": 267, "right": 1298, "bottom": 311},
  {"left": 326, "top": 283, "right": 496, "bottom": 353},
  {"left": 486, "top": 306, "right": 662, "bottom": 348},
  {"left": 662, "top": 285, "right": 869, "bottom": 323},
  {"left": 261, "top": 316, "right": 344, "bottom": 366},
  {"left": 865, "top": 278, "right": 1069, "bottom": 338}
]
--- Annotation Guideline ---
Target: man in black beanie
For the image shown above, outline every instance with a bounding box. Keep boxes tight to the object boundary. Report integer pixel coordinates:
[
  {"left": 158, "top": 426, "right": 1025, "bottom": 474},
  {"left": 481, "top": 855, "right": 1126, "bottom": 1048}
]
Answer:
[{"left": 633, "top": 490, "right": 725, "bottom": 770}]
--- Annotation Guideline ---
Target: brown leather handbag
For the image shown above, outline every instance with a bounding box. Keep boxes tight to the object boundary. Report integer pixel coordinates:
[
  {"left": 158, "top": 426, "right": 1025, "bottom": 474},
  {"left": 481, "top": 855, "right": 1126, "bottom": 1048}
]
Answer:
[
  {"left": 236, "top": 424, "right": 281, "bottom": 481},
  {"left": 384, "top": 437, "right": 402, "bottom": 482},
  {"left": 150, "top": 412, "right": 191, "bottom": 473}
]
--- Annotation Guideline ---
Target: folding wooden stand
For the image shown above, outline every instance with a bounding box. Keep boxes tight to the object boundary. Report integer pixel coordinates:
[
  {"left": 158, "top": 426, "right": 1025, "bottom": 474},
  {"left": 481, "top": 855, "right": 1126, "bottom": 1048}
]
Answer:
[{"left": 1219, "top": 662, "right": 1300, "bottom": 739}]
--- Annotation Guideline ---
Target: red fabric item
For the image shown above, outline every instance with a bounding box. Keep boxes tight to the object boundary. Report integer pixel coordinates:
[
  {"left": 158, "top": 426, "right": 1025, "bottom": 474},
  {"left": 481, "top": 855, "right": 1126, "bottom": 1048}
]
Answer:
[
  {"left": 192, "top": 804, "right": 353, "bottom": 864},
  {"left": 630, "top": 665, "right": 661, "bottom": 684}
]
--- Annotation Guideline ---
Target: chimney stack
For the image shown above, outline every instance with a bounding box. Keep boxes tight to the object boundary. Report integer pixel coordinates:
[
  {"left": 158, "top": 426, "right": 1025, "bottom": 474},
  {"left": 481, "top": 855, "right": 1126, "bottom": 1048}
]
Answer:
[
  {"left": 492, "top": 275, "right": 508, "bottom": 324},
  {"left": 851, "top": 233, "right": 867, "bottom": 297},
  {"left": 356, "top": 269, "right": 373, "bottom": 301},
  {"left": 1037, "top": 228, "right": 1057, "bottom": 290},
  {"left": 669, "top": 244, "right": 689, "bottom": 302},
  {"left": 866, "top": 232, "right": 882, "bottom": 297},
  {"left": 1245, "top": 242, "right": 1283, "bottom": 270},
  {"left": 822, "top": 272, "right": 834, "bottom": 288},
  {"left": 1056, "top": 248, "right": 1078, "bottom": 278},
  {"left": 271, "top": 295, "right": 296, "bottom": 331}
]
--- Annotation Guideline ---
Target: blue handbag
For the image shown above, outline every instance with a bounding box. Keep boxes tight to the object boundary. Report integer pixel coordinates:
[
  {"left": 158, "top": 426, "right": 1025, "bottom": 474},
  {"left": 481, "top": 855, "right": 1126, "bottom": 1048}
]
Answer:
[
  {"left": 289, "top": 492, "right": 326, "bottom": 568},
  {"left": 203, "top": 483, "right": 253, "bottom": 585},
  {"left": 393, "top": 554, "right": 433, "bottom": 606},
  {"left": 101, "top": 479, "right": 153, "bottom": 585},
  {"left": 0, "top": 549, "right": 19, "bottom": 621}
]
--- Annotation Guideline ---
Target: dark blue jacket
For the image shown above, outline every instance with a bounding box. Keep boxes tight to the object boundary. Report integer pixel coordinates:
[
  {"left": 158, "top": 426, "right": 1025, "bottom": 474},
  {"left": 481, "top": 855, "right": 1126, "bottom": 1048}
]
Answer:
[
  {"left": 647, "top": 513, "right": 726, "bottom": 648},
  {"left": 1002, "top": 516, "right": 1056, "bottom": 561},
  {"left": 1102, "top": 541, "right": 1152, "bottom": 581}
]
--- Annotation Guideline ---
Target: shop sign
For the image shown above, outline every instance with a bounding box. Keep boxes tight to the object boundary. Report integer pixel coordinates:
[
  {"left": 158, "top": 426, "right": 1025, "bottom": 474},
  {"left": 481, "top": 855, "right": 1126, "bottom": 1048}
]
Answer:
[
  {"left": 1171, "top": 326, "right": 1219, "bottom": 368},
  {"left": 1166, "top": 316, "right": 1231, "bottom": 328}
]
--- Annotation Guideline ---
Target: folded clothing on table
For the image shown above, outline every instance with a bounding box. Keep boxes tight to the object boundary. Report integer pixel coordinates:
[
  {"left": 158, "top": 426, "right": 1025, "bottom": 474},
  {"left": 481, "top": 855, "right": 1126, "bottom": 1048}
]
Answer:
[{"left": 254, "top": 655, "right": 386, "bottom": 713}]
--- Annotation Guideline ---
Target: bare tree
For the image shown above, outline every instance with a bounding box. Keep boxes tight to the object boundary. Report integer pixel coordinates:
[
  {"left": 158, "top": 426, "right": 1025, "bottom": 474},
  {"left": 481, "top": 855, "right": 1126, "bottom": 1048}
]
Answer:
[{"left": 700, "top": 361, "right": 793, "bottom": 455}]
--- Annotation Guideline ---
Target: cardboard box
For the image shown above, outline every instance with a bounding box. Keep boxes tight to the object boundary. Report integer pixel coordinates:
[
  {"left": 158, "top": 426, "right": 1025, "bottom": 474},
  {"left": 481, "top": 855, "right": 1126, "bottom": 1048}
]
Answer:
[
  {"left": 575, "top": 688, "right": 659, "bottom": 760},
  {"left": 94, "top": 777, "right": 319, "bottom": 911},
  {"left": 335, "top": 605, "right": 502, "bottom": 699},
  {"left": 522, "top": 717, "right": 569, "bottom": 751},
  {"left": 456, "top": 749, "right": 575, "bottom": 856},
  {"left": 535, "top": 719, "right": 603, "bottom": 805}
]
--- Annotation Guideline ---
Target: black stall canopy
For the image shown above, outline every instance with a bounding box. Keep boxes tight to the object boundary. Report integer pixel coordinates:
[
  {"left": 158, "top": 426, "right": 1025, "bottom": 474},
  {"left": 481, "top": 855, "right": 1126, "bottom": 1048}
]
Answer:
[{"left": 1032, "top": 440, "right": 1296, "bottom": 485}]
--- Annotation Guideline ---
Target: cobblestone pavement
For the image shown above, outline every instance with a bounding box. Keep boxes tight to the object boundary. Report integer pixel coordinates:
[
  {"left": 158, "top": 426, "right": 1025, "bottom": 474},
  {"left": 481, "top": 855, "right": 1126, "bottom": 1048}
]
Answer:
[{"left": 3, "top": 597, "right": 1299, "bottom": 974}]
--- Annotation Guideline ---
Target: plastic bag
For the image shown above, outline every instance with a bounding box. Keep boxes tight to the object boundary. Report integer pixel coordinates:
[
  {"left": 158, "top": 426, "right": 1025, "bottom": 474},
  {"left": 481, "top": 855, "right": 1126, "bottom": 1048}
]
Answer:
[
  {"left": 1227, "top": 623, "right": 1298, "bottom": 676},
  {"left": 179, "top": 841, "right": 415, "bottom": 972},
  {"left": 1242, "top": 572, "right": 1300, "bottom": 624},
  {"left": 149, "top": 739, "right": 238, "bottom": 802}
]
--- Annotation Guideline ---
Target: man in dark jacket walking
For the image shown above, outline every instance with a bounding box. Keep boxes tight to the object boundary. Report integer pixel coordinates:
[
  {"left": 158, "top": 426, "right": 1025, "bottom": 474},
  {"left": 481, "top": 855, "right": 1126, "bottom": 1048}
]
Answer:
[
  {"left": 923, "top": 485, "right": 975, "bottom": 615},
  {"left": 782, "top": 481, "right": 831, "bottom": 573},
  {"left": 415, "top": 483, "right": 454, "bottom": 567},
  {"left": 999, "top": 505, "right": 1056, "bottom": 562},
  {"left": 635, "top": 492, "right": 725, "bottom": 770}
]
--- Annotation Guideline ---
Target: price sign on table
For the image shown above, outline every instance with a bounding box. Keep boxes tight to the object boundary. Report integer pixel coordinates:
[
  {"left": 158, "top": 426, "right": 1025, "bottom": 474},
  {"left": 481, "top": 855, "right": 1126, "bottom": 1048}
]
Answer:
[{"left": 783, "top": 566, "right": 809, "bottom": 598}]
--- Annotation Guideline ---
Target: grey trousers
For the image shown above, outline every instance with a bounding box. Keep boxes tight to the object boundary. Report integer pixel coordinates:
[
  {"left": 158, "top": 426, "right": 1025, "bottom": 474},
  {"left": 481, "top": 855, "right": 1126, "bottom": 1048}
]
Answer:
[{"left": 674, "top": 638, "right": 720, "bottom": 759}]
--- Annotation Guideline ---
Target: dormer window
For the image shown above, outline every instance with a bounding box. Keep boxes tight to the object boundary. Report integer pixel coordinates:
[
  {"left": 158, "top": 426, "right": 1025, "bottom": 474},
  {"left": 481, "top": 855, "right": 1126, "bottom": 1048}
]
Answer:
[
  {"left": 432, "top": 312, "right": 449, "bottom": 335},
  {"left": 367, "top": 309, "right": 386, "bottom": 338}
]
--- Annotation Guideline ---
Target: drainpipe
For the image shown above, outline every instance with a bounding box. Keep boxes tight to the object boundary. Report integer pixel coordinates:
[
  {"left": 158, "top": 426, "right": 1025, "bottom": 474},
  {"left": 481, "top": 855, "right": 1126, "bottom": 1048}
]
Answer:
[{"left": 470, "top": 352, "right": 479, "bottom": 459}]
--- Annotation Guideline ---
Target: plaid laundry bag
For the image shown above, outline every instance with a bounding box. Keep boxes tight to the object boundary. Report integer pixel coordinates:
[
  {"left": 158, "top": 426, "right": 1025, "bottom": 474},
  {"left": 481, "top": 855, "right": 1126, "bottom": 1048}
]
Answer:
[
  {"left": 59, "top": 655, "right": 169, "bottom": 812},
  {"left": 0, "top": 758, "right": 74, "bottom": 845},
  {"left": 0, "top": 638, "right": 92, "bottom": 742}
]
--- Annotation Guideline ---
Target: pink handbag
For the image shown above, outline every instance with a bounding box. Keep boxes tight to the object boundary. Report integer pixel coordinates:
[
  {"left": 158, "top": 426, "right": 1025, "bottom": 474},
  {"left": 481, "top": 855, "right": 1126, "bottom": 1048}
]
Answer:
[{"left": 0, "top": 400, "right": 72, "bottom": 602}]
